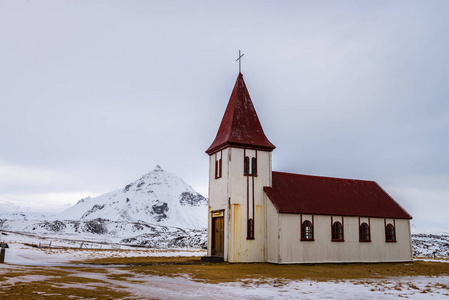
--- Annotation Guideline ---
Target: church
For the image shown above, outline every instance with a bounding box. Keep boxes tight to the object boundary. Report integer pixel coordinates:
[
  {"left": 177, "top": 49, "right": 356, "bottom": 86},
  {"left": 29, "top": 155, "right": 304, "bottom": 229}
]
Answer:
[{"left": 205, "top": 73, "right": 413, "bottom": 264}]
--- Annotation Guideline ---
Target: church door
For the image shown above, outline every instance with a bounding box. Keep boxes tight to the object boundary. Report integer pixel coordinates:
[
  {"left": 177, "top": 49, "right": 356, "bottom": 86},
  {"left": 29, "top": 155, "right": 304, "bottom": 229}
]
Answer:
[{"left": 212, "top": 215, "right": 224, "bottom": 257}]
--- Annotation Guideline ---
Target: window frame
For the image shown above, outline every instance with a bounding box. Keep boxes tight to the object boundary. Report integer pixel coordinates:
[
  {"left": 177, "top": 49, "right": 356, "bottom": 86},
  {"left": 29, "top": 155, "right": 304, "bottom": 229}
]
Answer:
[
  {"left": 251, "top": 157, "right": 257, "bottom": 176},
  {"left": 301, "top": 219, "right": 314, "bottom": 241},
  {"left": 331, "top": 217, "right": 344, "bottom": 242},
  {"left": 214, "top": 152, "right": 222, "bottom": 179},
  {"left": 244, "top": 156, "right": 250, "bottom": 175},
  {"left": 247, "top": 218, "right": 255, "bottom": 240},
  {"left": 215, "top": 159, "right": 218, "bottom": 179},
  {"left": 243, "top": 149, "right": 258, "bottom": 177},
  {"left": 385, "top": 222, "right": 396, "bottom": 242},
  {"left": 359, "top": 222, "right": 371, "bottom": 242}
]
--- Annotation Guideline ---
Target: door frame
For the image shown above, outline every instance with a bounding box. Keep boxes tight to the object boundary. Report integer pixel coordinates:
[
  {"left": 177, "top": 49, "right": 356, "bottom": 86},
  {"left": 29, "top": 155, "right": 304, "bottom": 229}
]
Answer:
[{"left": 211, "top": 209, "right": 225, "bottom": 257}]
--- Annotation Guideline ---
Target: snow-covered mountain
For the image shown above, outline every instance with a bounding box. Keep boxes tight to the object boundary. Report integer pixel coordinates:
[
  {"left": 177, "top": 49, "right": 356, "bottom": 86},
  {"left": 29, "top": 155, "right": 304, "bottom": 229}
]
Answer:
[
  {"left": 0, "top": 166, "right": 208, "bottom": 248},
  {"left": 56, "top": 165, "right": 208, "bottom": 229}
]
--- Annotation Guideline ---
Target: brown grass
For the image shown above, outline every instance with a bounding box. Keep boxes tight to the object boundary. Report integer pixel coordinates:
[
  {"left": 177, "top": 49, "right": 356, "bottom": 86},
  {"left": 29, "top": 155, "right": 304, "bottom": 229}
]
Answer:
[
  {"left": 0, "top": 267, "right": 133, "bottom": 299},
  {"left": 82, "top": 256, "right": 449, "bottom": 284},
  {"left": 1, "top": 257, "right": 448, "bottom": 298}
]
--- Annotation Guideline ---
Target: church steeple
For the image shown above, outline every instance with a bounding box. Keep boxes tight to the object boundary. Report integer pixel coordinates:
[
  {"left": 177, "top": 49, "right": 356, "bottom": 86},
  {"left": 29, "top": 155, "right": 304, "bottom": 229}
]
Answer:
[{"left": 206, "top": 73, "right": 275, "bottom": 155}]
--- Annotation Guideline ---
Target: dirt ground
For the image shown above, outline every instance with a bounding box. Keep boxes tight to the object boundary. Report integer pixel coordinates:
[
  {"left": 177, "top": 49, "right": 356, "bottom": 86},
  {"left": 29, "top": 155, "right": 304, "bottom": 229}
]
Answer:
[
  {"left": 0, "top": 265, "right": 133, "bottom": 299},
  {"left": 1, "top": 257, "right": 449, "bottom": 299},
  {"left": 84, "top": 256, "right": 449, "bottom": 283}
]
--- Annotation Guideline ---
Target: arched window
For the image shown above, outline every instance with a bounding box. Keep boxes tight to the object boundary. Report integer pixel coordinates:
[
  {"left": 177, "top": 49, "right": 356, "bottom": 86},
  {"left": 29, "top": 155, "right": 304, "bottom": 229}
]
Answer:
[
  {"left": 385, "top": 223, "right": 396, "bottom": 242},
  {"left": 244, "top": 156, "right": 250, "bottom": 175},
  {"left": 332, "top": 221, "right": 344, "bottom": 241},
  {"left": 359, "top": 223, "right": 370, "bottom": 242},
  {"left": 301, "top": 220, "right": 313, "bottom": 241},
  {"left": 251, "top": 157, "right": 257, "bottom": 175}
]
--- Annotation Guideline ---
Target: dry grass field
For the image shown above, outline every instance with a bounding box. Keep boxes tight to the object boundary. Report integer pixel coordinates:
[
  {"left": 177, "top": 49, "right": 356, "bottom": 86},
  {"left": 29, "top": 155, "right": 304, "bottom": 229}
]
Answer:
[
  {"left": 1, "top": 256, "right": 449, "bottom": 299},
  {"left": 0, "top": 265, "right": 133, "bottom": 299},
  {"left": 84, "top": 256, "right": 449, "bottom": 283}
]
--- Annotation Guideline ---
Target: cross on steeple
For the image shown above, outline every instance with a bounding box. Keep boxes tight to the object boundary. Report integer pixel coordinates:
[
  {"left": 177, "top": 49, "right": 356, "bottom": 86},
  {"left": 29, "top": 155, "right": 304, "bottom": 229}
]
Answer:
[{"left": 236, "top": 50, "right": 244, "bottom": 73}]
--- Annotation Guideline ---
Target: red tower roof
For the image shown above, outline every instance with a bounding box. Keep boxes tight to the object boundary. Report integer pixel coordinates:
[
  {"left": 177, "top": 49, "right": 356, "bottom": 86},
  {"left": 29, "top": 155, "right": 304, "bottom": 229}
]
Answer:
[
  {"left": 206, "top": 73, "right": 275, "bottom": 155},
  {"left": 264, "top": 172, "right": 412, "bottom": 219}
]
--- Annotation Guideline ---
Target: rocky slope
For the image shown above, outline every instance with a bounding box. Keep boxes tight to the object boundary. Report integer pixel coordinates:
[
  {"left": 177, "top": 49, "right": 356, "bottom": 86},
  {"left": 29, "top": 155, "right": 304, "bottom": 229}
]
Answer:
[
  {"left": 412, "top": 234, "right": 449, "bottom": 258},
  {"left": 0, "top": 218, "right": 207, "bottom": 248},
  {"left": 56, "top": 165, "right": 207, "bottom": 229}
]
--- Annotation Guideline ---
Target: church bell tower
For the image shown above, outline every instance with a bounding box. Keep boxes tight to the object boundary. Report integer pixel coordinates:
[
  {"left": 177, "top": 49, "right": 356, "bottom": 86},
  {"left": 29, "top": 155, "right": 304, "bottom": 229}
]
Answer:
[{"left": 205, "top": 73, "right": 275, "bottom": 262}]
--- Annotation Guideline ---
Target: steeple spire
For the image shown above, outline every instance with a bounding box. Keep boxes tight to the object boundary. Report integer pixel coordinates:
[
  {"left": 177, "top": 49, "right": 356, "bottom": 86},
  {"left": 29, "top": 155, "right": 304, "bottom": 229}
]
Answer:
[{"left": 206, "top": 73, "right": 275, "bottom": 155}]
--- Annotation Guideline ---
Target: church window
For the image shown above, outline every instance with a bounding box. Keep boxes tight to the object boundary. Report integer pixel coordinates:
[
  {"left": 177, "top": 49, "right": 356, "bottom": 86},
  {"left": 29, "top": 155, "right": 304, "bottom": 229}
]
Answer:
[
  {"left": 332, "top": 221, "right": 344, "bottom": 241},
  {"left": 385, "top": 223, "right": 396, "bottom": 242},
  {"left": 215, "top": 160, "right": 218, "bottom": 178},
  {"left": 359, "top": 223, "right": 370, "bottom": 242},
  {"left": 247, "top": 218, "right": 254, "bottom": 239},
  {"left": 244, "top": 156, "right": 250, "bottom": 175},
  {"left": 215, "top": 153, "right": 222, "bottom": 179},
  {"left": 251, "top": 157, "right": 257, "bottom": 175},
  {"left": 301, "top": 220, "right": 314, "bottom": 241}
]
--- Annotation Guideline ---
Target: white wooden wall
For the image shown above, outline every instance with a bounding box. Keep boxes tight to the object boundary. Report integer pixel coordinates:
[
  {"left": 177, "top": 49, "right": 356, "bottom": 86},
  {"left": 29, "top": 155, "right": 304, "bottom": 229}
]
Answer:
[
  {"left": 208, "top": 147, "right": 272, "bottom": 262},
  {"left": 265, "top": 204, "right": 412, "bottom": 264}
]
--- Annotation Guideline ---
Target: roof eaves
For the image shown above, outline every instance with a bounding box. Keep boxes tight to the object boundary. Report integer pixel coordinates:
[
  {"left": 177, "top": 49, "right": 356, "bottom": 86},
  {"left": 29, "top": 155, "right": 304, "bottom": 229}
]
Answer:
[{"left": 206, "top": 141, "right": 276, "bottom": 155}]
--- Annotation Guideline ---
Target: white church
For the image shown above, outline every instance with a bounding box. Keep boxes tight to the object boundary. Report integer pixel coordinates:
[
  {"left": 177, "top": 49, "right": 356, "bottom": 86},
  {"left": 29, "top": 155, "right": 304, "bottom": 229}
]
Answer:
[{"left": 205, "top": 73, "right": 413, "bottom": 264}]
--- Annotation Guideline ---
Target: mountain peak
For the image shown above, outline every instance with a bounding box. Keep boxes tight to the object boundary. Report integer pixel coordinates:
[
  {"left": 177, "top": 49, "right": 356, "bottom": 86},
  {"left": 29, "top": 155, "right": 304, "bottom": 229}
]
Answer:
[{"left": 57, "top": 167, "right": 208, "bottom": 228}]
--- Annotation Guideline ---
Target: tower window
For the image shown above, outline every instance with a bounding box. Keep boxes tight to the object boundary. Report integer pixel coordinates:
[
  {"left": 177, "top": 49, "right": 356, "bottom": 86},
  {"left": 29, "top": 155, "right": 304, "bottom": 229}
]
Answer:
[
  {"left": 359, "top": 223, "right": 371, "bottom": 242},
  {"left": 385, "top": 223, "right": 396, "bottom": 242},
  {"left": 301, "top": 220, "right": 314, "bottom": 241},
  {"left": 332, "top": 221, "right": 344, "bottom": 241},
  {"left": 244, "top": 155, "right": 257, "bottom": 176},
  {"left": 244, "top": 156, "right": 250, "bottom": 175},
  {"left": 247, "top": 218, "right": 254, "bottom": 239},
  {"left": 251, "top": 157, "right": 257, "bottom": 175},
  {"left": 215, "top": 152, "right": 222, "bottom": 179},
  {"left": 215, "top": 160, "right": 218, "bottom": 178}
]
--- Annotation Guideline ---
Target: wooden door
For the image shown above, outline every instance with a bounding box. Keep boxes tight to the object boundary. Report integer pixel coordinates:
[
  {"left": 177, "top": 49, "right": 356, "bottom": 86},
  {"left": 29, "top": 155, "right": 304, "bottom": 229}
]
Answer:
[{"left": 212, "top": 216, "right": 224, "bottom": 257}]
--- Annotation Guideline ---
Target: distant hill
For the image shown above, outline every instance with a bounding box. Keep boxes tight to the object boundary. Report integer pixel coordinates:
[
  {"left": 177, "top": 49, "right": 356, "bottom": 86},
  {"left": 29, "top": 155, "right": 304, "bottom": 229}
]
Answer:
[
  {"left": 0, "top": 166, "right": 208, "bottom": 248},
  {"left": 56, "top": 165, "right": 207, "bottom": 229}
]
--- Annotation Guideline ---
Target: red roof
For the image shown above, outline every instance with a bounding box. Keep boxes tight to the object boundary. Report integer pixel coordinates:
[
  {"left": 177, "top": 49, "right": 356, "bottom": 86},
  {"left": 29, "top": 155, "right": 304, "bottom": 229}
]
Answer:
[
  {"left": 264, "top": 172, "right": 412, "bottom": 219},
  {"left": 206, "top": 73, "right": 275, "bottom": 155}
]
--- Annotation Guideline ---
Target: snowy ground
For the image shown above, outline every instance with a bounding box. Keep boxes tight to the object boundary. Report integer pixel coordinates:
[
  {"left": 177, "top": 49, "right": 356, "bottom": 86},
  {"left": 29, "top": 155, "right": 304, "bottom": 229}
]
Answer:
[
  {"left": 1, "top": 232, "right": 449, "bottom": 299},
  {"left": 1, "top": 261, "right": 449, "bottom": 299},
  {"left": 3, "top": 242, "right": 205, "bottom": 267},
  {"left": 2, "top": 262, "right": 448, "bottom": 300}
]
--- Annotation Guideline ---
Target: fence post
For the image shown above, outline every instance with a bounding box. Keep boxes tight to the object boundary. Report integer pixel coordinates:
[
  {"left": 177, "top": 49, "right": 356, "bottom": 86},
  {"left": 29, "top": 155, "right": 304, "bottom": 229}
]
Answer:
[{"left": 0, "top": 243, "right": 7, "bottom": 263}]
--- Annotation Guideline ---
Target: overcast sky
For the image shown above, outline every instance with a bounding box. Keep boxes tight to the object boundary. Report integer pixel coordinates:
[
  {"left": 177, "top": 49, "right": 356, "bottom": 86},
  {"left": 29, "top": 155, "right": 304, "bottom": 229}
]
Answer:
[{"left": 1, "top": 1, "right": 448, "bottom": 230}]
